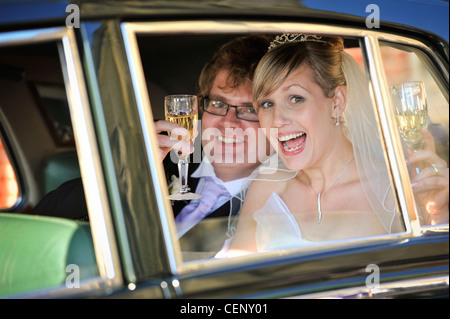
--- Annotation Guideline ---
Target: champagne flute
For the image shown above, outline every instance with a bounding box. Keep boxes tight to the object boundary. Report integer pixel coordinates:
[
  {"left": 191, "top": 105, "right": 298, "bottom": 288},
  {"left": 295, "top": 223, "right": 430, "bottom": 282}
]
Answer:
[
  {"left": 391, "top": 81, "right": 428, "bottom": 173},
  {"left": 391, "top": 81, "right": 428, "bottom": 150},
  {"left": 165, "top": 95, "right": 201, "bottom": 200}
]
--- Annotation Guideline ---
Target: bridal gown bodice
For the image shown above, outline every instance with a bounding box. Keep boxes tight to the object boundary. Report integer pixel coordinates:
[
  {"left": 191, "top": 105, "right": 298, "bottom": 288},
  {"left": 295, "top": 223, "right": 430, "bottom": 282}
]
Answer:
[{"left": 253, "top": 192, "right": 316, "bottom": 252}]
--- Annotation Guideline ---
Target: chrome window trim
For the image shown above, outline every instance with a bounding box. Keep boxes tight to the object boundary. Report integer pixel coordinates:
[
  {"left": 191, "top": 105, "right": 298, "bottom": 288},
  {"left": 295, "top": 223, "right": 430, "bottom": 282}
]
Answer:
[
  {"left": 121, "top": 23, "right": 183, "bottom": 274},
  {"left": 0, "top": 27, "right": 123, "bottom": 291},
  {"left": 120, "top": 20, "right": 448, "bottom": 274},
  {"left": 288, "top": 275, "right": 449, "bottom": 299},
  {"left": 59, "top": 28, "right": 123, "bottom": 287},
  {"left": 9, "top": 277, "right": 114, "bottom": 299}
]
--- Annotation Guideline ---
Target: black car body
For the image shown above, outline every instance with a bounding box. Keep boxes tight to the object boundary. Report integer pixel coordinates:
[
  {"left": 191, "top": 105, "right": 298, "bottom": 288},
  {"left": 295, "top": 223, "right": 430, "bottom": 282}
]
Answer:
[{"left": 0, "top": 0, "right": 448, "bottom": 299}]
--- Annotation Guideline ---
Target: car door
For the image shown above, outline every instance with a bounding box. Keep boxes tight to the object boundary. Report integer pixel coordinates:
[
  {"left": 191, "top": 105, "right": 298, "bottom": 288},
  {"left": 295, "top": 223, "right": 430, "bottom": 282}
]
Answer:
[{"left": 116, "top": 20, "right": 448, "bottom": 299}]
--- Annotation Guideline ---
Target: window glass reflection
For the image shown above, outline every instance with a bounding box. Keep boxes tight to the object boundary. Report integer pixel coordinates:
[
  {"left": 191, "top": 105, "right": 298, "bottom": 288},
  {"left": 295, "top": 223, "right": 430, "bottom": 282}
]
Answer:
[{"left": 0, "top": 137, "right": 18, "bottom": 209}]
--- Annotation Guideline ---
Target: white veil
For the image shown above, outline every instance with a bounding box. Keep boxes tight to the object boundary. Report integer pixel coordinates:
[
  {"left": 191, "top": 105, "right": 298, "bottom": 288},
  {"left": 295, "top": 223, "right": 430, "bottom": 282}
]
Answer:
[{"left": 340, "top": 51, "right": 400, "bottom": 233}]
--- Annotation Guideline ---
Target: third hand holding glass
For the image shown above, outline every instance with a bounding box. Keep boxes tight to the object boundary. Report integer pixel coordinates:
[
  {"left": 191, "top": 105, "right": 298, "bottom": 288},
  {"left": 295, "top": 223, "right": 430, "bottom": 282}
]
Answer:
[
  {"left": 391, "top": 81, "right": 428, "bottom": 173},
  {"left": 391, "top": 82, "right": 448, "bottom": 225},
  {"left": 165, "top": 94, "right": 201, "bottom": 200}
]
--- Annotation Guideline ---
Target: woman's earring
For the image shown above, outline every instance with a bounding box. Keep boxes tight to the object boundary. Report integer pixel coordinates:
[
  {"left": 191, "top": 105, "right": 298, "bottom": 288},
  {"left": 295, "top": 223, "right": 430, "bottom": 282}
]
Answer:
[{"left": 335, "top": 111, "right": 340, "bottom": 126}]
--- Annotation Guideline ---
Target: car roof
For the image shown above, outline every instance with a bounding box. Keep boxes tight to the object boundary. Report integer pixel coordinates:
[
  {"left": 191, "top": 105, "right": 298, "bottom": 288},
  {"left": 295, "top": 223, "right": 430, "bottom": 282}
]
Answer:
[{"left": 0, "top": 0, "right": 448, "bottom": 42}]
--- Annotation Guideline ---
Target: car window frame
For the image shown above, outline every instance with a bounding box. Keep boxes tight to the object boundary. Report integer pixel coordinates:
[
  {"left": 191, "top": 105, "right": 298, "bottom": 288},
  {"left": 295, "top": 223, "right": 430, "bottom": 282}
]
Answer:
[
  {"left": 121, "top": 20, "right": 448, "bottom": 276},
  {"left": 0, "top": 27, "right": 123, "bottom": 296}
]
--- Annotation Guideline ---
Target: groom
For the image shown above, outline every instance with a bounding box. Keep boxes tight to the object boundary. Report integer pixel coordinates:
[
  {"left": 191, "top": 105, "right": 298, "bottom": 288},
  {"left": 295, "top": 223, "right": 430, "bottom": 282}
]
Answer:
[{"left": 157, "top": 34, "right": 273, "bottom": 253}]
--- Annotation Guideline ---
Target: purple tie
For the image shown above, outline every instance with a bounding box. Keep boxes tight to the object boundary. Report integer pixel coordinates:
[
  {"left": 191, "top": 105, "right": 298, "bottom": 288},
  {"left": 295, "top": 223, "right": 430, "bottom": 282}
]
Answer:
[{"left": 175, "top": 176, "right": 229, "bottom": 237}]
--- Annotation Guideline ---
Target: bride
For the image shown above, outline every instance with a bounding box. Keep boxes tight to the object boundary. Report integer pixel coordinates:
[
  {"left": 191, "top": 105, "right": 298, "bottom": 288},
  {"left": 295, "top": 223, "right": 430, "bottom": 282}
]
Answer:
[{"left": 224, "top": 34, "right": 449, "bottom": 255}]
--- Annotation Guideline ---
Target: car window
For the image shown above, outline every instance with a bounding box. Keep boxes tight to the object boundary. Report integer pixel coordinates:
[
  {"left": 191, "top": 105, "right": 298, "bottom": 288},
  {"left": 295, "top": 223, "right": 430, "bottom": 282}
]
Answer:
[
  {"left": 123, "top": 23, "right": 415, "bottom": 266},
  {"left": 0, "top": 29, "right": 101, "bottom": 297},
  {"left": 380, "top": 41, "right": 449, "bottom": 226}
]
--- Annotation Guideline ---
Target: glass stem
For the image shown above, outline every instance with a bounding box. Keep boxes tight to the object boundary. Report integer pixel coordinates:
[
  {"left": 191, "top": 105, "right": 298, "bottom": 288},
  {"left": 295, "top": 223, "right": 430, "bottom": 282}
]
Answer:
[
  {"left": 412, "top": 149, "right": 424, "bottom": 174},
  {"left": 178, "top": 157, "right": 189, "bottom": 193}
]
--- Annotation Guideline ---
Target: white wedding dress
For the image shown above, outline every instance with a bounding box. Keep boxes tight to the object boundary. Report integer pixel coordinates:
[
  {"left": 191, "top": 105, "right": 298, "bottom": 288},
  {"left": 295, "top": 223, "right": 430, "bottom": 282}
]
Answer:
[{"left": 253, "top": 193, "right": 318, "bottom": 252}]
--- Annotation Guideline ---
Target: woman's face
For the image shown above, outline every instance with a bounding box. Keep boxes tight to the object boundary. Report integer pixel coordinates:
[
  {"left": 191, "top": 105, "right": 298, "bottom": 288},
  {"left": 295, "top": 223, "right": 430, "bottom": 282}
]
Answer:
[{"left": 256, "top": 65, "right": 338, "bottom": 170}]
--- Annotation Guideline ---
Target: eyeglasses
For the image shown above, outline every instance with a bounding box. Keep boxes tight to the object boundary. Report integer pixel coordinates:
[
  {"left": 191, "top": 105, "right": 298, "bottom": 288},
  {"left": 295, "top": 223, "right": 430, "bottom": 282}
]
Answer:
[{"left": 202, "top": 98, "right": 259, "bottom": 122}]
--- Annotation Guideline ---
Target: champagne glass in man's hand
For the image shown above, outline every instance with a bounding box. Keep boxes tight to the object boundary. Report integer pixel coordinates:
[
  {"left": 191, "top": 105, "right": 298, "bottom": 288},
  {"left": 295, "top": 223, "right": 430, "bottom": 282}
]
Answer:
[{"left": 165, "top": 95, "right": 201, "bottom": 200}]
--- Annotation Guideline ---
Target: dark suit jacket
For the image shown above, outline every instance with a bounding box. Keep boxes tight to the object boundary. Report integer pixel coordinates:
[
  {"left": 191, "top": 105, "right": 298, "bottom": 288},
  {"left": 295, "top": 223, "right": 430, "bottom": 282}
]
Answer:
[
  {"left": 33, "top": 154, "right": 240, "bottom": 253},
  {"left": 32, "top": 177, "right": 88, "bottom": 221}
]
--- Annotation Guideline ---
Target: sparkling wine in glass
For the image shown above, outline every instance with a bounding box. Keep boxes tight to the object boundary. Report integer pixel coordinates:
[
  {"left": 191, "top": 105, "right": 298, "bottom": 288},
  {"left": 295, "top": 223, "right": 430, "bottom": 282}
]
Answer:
[
  {"left": 391, "top": 81, "right": 428, "bottom": 151},
  {"left": 165, "top": 95, "right": 201, "bottom": 200}
]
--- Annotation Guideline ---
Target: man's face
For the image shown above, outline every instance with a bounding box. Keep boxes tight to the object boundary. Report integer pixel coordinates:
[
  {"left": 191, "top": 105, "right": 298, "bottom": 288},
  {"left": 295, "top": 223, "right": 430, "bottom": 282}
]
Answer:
[{"left": 201, "top": 70, "right": 272, "bottom": 181}]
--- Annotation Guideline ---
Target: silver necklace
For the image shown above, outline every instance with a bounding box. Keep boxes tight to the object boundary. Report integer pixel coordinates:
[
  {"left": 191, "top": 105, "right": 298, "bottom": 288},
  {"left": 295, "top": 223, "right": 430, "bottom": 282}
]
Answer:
[{"left": 307, "top": 157, "right": 354, "bottom": 223}]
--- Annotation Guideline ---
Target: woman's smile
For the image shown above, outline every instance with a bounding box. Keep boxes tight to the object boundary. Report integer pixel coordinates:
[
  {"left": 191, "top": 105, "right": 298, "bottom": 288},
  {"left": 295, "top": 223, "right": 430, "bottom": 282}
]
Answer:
[{"left": 277, "top": 131, "right": 306, "bottom": 155}]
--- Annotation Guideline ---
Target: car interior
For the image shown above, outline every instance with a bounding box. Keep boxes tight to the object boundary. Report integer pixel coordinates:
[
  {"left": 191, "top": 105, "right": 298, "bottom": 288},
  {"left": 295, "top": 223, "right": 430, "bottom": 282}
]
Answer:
[{"left": 0, "top": 40, "right": 95, "bottom": 296}]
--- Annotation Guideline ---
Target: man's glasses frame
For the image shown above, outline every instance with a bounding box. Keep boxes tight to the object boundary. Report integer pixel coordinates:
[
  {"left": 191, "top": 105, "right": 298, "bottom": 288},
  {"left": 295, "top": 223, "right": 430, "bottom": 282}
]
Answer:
[{"left": 202, "top": 97, "right": 259, "bottom": 122}]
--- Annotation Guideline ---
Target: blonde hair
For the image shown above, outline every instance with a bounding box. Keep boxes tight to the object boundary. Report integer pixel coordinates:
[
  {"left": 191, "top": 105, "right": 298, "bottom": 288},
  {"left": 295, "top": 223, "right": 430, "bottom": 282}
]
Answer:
[{"left": 253, "top": 36, "right": 346, "bottom": 107}]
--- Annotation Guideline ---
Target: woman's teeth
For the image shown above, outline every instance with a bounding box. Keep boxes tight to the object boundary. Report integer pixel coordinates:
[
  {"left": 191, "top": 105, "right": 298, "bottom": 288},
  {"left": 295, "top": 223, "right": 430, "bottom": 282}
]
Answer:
[
  {"left": 278, "top": 132, "right": 304, "bottom": 141},
  {"left": 218, "top": 136, "right": 244, "bottom": 144},
  {"left": 278, "top": 133, "right": 305, "bottom": 152},
  {"left": 283, "top": 144, "right": 303, "bottom": 152}
]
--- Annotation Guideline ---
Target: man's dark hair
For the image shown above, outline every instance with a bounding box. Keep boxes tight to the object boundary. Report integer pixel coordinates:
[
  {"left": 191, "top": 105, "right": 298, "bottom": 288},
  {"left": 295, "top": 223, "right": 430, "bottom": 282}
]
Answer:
[{"left": 198, "top": 34, "right": 272, "bottom": 99}]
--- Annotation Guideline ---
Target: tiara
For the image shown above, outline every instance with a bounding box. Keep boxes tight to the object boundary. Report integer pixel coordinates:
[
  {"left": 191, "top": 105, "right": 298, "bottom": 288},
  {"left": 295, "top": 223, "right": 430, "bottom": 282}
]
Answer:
[{"left": 268, "top": 33, "right": 327, "bottom": 51}]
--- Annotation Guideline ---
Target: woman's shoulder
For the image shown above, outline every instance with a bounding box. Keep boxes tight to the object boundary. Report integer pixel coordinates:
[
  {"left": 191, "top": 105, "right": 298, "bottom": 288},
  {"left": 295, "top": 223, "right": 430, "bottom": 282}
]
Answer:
[
  {"left": 249, "top": 170, "right": 294, "bottom": 194},
  {"left": 241, "top": 169, "right": 296, "bottom": 215}
]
